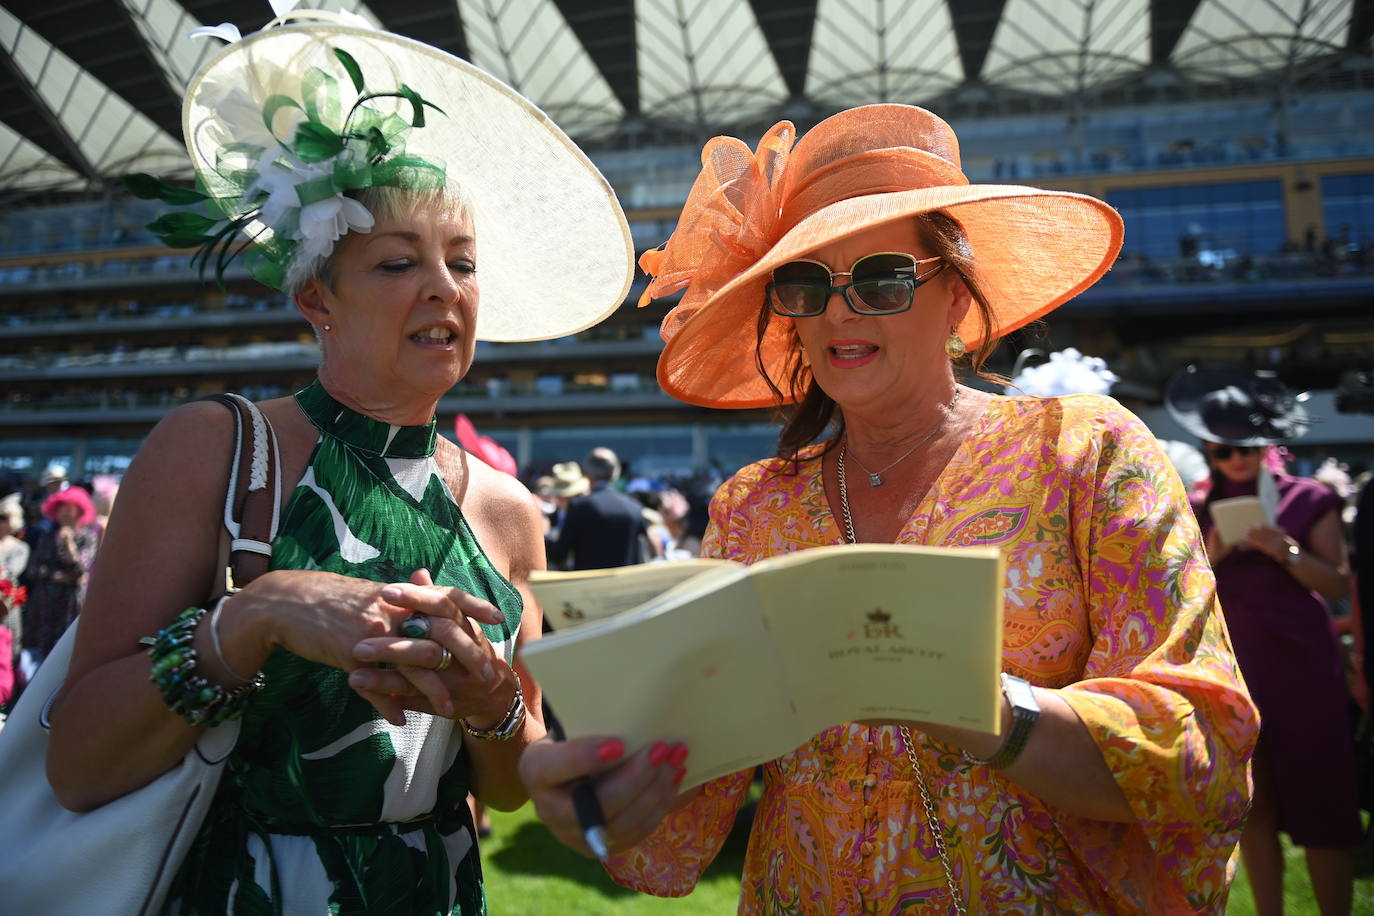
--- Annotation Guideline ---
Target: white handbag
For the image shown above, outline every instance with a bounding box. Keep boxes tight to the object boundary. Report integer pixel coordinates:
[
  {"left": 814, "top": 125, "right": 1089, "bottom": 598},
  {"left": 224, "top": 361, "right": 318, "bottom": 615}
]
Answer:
[
  {"left": 0, "top": 623, "right": 240, "bottom": 915},
  {"left": 0, "top": 393, "right": 280, "bottom": 914}
]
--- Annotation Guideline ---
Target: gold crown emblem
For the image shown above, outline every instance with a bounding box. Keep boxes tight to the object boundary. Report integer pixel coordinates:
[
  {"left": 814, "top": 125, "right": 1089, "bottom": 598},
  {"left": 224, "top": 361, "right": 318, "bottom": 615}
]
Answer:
[{"left": 866, "top": 608, "right": 891, "bottom": 623}]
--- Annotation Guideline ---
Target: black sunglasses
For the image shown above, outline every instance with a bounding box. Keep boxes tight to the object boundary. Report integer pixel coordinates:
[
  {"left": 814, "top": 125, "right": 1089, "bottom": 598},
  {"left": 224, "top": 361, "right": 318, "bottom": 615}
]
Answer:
[
  {"left": 766, "top": 253, "right": 944, "bottom": 318},
  {"left": 1206, "top": 444, "right": 1257, "bottom": 460}
]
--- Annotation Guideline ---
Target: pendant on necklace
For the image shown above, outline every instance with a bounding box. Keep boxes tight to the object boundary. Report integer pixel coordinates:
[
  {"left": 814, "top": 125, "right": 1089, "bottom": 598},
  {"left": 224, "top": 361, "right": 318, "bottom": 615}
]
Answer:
[{"left": 868, "top": 473, "right": 883, "bottom": 487}]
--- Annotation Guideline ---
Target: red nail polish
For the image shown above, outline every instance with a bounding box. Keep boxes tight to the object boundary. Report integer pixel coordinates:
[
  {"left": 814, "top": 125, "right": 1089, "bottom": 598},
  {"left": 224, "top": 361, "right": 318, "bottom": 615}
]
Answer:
[
  {"left": 673, "top": 767, "right": 686, "bottom": 785},
  {"left": 668, "top": 744, "right": 689, "bottom": 768},
  {"left": 597, "top": 739, "right": 624, "bottom": 763},
  {"left": 649, "top": 741, "right": 670, "bottom": 765}
]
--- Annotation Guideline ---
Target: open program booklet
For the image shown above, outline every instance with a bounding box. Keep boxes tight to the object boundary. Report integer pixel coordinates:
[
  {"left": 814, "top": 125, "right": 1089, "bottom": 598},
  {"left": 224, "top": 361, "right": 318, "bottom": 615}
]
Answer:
[{"left": 522, "top": 544, "right": 1005, "bottom": 789}]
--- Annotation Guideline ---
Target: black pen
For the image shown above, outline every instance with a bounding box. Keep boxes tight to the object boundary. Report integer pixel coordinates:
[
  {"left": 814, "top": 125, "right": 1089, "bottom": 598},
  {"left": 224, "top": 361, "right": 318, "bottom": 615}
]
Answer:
[{"left": 548, "top": 719, "right": 610, "bottom": 861}]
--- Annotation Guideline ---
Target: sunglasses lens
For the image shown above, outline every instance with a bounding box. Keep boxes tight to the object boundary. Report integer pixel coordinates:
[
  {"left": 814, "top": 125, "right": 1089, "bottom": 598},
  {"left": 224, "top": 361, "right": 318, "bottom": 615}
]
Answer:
[
  {"left": 769, "top": 261, "right": 830, "bottom": 315},
  {"left": 851, "top": 254, "right": 917, "bottom": 312},
  {"left": 1209, "top": 445, "right": 1255, "bottom": 460}
]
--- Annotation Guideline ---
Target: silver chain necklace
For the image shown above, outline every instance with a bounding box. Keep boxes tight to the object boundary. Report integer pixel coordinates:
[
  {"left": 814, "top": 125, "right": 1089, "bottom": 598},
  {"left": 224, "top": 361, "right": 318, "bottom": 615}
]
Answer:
[
  {"left": 837, "top": 443, "right": 969, "bottom": 916},
  {"left": 846, "top": 388, "right": 961, "bottom": 486}
]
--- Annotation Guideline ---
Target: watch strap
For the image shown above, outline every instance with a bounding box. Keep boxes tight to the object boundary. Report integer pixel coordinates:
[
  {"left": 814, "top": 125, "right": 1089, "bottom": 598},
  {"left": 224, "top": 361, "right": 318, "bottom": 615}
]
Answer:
[{"left": 964, "top": 673, "right": 1040, "bottom": 770}]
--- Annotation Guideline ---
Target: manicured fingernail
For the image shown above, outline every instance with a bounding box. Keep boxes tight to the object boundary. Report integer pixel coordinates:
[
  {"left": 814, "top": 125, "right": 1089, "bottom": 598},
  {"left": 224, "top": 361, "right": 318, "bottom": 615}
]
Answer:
[
  {"left": 381, "top": 586, "right": 403, "bottom": 601},
  {"left": 441, "top": 699, "right": 455, "bottom": 718},
  {"left": 673, "top": 767, "right": 686, "bottom": 785},
  {"left": 355, "top": 645, "right": 376, "bottom": 660},
  {"left": 649, "top": 741, "right": 670, "bottom": 765},
  {"left": 597, "top": 739, "right": 624, "bottom": 762},
  {"left": 668, "top": 744, "right": 689, "bottom": 768},
  {"left": 349, "top": 670, "right": 368, "bottom": 687}
]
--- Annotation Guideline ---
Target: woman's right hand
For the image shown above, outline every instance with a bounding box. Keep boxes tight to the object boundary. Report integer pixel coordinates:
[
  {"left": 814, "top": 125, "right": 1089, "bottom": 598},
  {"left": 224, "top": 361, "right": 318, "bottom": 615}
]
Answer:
[
  {"left": 518, "top": 736, "right": 693, "bottom": 858},
  {"left": 218, "top": 568, "right": 504, "bottom": 721}
]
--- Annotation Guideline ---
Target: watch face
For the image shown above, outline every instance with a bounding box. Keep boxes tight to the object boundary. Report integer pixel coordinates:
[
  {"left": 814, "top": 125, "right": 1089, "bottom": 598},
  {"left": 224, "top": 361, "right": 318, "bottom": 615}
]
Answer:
[{"left": 1002, "top": 674, "right": 1040, "bottom": 715}]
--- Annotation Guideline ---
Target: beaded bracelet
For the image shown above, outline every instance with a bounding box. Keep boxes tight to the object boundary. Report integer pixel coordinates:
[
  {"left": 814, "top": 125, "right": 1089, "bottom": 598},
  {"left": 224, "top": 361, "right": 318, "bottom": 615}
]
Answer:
[
  {"left": 460, "top": 671, "right": 526, "bottom": 741},
  {"left": 148, "top": 603, "right": 265, "bottom": 727}
]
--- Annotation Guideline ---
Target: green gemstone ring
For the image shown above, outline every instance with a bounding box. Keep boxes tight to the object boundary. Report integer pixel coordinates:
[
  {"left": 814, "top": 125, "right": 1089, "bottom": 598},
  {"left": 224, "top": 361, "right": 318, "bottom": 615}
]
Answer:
[{"left": 399, "top": 613, "right": 431, "bottom": 640}]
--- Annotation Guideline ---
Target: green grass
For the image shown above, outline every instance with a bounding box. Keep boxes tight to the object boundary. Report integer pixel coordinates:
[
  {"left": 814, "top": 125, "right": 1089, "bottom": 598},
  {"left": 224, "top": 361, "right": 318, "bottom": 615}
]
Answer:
[
  {"left": 1227, "top": 828, "right": 1374, "bottom": 915},
  {"left": 483, "top": 805, "right": 1374, "bottom": 915},
  {"left": 479, "top": 802, "right": 750, "bottom": 915}
]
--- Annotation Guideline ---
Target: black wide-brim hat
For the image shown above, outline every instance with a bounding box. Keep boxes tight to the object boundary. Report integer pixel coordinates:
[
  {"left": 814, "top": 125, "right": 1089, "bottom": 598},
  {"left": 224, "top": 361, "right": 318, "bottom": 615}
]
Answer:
[{"left": 1164, "top": 366, "right": 1311, "bottom": 446}]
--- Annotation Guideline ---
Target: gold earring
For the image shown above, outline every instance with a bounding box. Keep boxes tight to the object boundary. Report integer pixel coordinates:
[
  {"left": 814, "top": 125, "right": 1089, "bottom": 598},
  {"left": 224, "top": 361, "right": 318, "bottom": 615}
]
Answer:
[{"left": 944, "top": 328, "right": 965, "bottom": 359}]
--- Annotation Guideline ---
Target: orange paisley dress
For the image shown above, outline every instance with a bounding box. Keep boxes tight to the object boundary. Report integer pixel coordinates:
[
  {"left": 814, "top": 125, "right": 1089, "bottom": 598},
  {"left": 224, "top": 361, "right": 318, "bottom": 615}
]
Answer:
[{"left": 606, "top": 394, "right": 1258, "bottom": 914}]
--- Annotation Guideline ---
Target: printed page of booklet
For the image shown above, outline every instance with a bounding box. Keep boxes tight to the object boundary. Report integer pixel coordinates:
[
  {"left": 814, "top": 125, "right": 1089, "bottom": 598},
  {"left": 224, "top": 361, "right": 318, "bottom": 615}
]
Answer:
[{"left": 521, "top": 543, "right": 1005, "bottom": 789}]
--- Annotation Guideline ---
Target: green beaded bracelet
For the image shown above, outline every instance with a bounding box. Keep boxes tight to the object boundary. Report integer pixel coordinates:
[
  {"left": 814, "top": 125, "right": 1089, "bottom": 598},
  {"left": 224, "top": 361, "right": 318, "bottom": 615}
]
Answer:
[{"left": 147, "top": 603, "right": 265, "bottom": 727}]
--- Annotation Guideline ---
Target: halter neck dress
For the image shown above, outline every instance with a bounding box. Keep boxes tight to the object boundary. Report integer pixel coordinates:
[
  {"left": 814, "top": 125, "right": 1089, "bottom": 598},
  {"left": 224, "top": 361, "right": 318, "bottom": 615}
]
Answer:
[{"left": 166, "top": 379, "right": 523, "bottom": 916}]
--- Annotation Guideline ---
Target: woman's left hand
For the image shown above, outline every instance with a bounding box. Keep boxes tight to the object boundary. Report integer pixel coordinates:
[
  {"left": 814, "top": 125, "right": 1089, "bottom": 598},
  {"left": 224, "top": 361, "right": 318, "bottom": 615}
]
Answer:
[
  {"left": 346, "top": 569, "right": 513, "bottom": 724},
  {"left": 1243, "top": 524, "right": 1293, "bottom": 562}
]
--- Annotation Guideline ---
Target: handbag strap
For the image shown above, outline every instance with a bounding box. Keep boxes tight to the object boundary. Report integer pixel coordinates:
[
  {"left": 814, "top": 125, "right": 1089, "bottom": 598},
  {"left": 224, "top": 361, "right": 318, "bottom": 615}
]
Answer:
[{"left": 200, "top": 394, "right": 282, "bottom": 589}]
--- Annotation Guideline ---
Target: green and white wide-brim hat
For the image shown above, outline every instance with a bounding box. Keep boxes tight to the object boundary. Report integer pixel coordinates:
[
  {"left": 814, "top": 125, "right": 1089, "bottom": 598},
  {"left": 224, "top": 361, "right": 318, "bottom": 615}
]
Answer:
[{"left": 182, "top": 14, "right": 633, "bottom": 342}]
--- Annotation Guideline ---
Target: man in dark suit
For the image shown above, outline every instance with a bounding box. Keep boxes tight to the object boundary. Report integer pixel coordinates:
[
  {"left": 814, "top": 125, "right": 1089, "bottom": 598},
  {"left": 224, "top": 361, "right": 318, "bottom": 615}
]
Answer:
[{"left": 545, "top": 446, "right": 647, "bottom": 571}]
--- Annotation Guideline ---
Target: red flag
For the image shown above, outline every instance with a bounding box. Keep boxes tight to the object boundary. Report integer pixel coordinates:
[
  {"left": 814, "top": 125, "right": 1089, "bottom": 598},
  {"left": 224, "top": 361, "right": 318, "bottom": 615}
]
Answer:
[{"left": 454, "top": 414, "right": 518, "bottom": 476}]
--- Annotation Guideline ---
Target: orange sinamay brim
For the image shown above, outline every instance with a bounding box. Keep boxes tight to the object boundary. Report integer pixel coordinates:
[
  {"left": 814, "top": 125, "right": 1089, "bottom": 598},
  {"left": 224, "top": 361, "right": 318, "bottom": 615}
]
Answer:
[{"left": 656, "top": 184, "right": 1124, "bottom": 409}]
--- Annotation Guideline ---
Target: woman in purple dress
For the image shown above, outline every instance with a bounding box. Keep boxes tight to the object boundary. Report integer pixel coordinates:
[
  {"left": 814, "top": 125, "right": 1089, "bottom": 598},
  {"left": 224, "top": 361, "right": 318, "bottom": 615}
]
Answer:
[{"left": 1170, "top": 367, "right": 1360, "bottom": 915}]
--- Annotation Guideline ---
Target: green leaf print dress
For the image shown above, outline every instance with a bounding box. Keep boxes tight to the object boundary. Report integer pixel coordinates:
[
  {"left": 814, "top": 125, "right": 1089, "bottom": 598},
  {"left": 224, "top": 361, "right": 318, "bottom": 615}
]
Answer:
[{"left": 165, "top": 380, "right": 522, "bottom": 915}]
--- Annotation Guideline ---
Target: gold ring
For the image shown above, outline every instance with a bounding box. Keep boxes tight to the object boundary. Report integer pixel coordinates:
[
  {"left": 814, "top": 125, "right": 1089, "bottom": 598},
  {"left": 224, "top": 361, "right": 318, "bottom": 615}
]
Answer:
[{"left": 435, "top": 645, "right": 454, "bottom": 672}]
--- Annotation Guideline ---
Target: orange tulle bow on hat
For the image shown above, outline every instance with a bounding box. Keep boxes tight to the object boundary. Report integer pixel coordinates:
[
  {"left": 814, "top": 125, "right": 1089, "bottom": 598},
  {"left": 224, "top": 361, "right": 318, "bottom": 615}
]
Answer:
[
  {"left": 637, "top": 120, "right": 795, "bottom": 339},
  {"left": 638, "top": 104, "right": 1124, "bottom": 409}
]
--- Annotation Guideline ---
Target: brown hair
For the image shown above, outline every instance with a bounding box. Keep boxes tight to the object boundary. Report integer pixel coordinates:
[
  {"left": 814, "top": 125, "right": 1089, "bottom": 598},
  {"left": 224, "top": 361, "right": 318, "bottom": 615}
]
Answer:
[{"left": 758, "top": 211, "right": 1005, "bottom": 471}]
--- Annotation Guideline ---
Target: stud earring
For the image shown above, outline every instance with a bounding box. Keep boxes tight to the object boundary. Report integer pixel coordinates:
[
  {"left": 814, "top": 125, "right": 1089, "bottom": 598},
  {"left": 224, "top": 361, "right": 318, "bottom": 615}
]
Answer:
[
  {"left": 322, "top": 324, "right": 333, "bottom": 332},
  {"left": 944, "top": 328, "right": 965, "bottom": 359}
]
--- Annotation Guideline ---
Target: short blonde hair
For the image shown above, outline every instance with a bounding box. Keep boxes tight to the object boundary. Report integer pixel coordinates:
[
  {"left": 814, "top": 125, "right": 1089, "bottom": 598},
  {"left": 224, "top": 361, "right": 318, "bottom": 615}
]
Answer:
[{"left": 286, "top": 180, "right": 476, "bottom": 295}]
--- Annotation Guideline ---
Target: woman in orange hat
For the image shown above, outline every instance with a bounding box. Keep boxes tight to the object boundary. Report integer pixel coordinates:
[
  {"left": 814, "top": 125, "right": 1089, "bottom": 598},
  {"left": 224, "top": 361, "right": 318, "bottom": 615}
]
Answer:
[{"left": 520, "top": 105, "right": 1259, "bottom": 914}]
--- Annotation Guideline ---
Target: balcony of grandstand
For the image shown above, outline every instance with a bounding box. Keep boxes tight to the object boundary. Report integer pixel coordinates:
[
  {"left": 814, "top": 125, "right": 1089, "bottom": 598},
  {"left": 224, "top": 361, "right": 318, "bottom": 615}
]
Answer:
[{"left": 1, "top": 0, "right": 1372, "bottom": 481}]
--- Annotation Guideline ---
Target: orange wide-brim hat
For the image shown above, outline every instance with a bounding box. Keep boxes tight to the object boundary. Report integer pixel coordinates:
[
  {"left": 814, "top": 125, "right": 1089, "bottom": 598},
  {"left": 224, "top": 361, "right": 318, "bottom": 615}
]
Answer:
[{"left": 639, "top": 104, "right": 1124, "bottom": 409}]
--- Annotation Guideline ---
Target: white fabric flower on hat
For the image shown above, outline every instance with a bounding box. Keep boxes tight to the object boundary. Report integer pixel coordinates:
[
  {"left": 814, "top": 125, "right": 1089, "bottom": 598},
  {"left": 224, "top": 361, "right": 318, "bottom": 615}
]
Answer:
[
  {"left": 249, "top": 148, "right": 309, "bottom": 229},
  {"left": 297, "top": 195, "right": 375, "bottom": 263},
  {"left": 1008, "top": 348, "right": 1119, "bottom": 398},
  {"left": 197, "top": 60, "right": 304, "bottom": 154},
  {"left": 245, "top": 143, "right": 375, "bottom": 290}
]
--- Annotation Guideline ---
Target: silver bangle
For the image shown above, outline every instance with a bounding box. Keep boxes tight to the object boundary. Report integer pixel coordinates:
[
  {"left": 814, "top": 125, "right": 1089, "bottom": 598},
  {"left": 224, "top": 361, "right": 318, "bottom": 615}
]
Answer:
[
  {"left": 461, "top": 671, "right": 526, "bottom": 741},
  {"left": 209, "top": 590, "right": 255, "bottom": 684}
]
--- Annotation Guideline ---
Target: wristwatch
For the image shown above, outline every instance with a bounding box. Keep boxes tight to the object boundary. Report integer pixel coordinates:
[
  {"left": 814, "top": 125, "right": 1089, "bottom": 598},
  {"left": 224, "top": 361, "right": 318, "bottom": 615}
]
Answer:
[
  {"left": 964, "top": 673, "right": 1040, "bottom": 770},
  {"left": 1286, "top": 542, "right": 1303, "bottom": 566}
]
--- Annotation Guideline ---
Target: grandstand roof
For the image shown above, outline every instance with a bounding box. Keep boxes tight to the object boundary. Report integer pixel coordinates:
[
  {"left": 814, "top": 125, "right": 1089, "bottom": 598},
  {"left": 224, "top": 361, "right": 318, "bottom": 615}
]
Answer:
[{"left": 1, "top": 0, "right": 1371, "bottom": 195}]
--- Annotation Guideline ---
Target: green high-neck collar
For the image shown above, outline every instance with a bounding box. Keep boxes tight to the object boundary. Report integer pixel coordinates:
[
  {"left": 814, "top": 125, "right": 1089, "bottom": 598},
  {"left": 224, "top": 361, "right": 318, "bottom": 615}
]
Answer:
[{"left": 294, "top": 379, "right": 438, "bottom": 459}]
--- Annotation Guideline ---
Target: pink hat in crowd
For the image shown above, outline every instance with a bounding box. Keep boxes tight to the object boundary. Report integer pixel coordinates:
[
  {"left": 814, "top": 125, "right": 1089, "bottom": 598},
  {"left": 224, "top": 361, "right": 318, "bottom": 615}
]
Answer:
[{"left": 42, "top": 485, "right": 96, "bottom": 526}]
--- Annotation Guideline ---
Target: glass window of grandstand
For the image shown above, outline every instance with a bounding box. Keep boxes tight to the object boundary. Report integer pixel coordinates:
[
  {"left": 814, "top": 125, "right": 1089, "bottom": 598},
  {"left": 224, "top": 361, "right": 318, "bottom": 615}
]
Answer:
[
  {"left": 1107, "top": 181, "right": 1285, "bottom": 264},
  {"left": 0, "top": 441, "right": 73, "bottom": 487},
  {"left": 478, "top": 423, "right": 780, "bottom": 482},
  {"left": 705, "top": 424, "right": 781, "bottom": 478},
  {"left": 1321, "top": 174, "right": 1374, "bottom": 254},
  {"left": 527, "top": 426, "right": 696, "bottom": 480}
]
